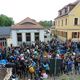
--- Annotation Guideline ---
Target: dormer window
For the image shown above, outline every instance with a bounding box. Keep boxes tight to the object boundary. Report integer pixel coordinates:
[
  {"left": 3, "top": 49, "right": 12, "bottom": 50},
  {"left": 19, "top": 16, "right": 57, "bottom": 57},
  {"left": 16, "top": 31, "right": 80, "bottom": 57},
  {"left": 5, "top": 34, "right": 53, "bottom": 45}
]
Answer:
[
  {"left": 60, "top": 12, "right": 62, "bottom": 15},
  {"left": 68, "top": 6, "right": 70, "bottom": 12},
  {"left": 65, "top": 8, "right": 67, "bottom": 13},
  {"left": 59, "top": 11, "right": 62, "bottom": 16},
  {"left": 62, "top": 9, "right": 65, "bottom": 15}
]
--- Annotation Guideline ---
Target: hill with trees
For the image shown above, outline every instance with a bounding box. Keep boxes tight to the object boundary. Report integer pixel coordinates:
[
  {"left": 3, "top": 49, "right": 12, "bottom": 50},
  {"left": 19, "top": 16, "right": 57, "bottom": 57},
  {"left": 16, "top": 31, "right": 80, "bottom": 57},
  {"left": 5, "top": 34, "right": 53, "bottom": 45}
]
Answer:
[
  {"left": 39, "top": 20, "right": 52, "bottom": 28},
  {"left": 0, "top": 14, "right": 14, "bottom": 26}
]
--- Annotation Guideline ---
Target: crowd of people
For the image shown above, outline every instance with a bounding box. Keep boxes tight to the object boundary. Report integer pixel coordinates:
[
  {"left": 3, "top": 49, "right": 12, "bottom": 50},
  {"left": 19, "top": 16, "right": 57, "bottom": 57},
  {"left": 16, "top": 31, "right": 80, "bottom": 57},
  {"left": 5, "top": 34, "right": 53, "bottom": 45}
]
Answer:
[{"left": 0, "top": 38, "right": 80, "bottom": 80}]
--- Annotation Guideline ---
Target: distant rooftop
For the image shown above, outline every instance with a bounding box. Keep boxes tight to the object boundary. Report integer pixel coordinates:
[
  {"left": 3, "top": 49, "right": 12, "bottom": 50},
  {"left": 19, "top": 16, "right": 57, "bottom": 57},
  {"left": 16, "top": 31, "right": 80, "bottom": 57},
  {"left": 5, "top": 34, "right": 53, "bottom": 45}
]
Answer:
[
  {"left": 55, "top": 0, "right": 80, "bottom": 19},
  {"left": 17, "top": 17, "right": 37, "bottom": 25},
  {"left": 0, "top": 27, "right": 11, "bottom": 38}
]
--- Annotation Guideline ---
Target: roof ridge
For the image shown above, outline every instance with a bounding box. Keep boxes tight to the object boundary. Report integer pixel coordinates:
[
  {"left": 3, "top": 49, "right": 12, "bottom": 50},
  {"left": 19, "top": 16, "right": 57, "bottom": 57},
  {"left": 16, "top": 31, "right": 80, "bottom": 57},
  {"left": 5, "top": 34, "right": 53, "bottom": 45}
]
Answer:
[
  {"left": 11, "top": 17, "right": 44, "bottom": 29},
  {"left": 17, "top": 17, "right": 37, "bottom": 25},
  {"left": 59, "top": 1, "right": 78, "bottom": 12}
]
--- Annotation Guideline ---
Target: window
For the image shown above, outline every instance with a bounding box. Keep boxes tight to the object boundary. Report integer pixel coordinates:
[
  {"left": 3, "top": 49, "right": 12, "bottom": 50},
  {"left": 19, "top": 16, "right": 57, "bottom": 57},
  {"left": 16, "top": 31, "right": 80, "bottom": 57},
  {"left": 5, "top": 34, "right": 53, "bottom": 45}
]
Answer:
[
  {"left": 62, "top": 20, "right": 63, "bottom": 26},
  {"left": 59, "top": 11, "right": 62, "bottom": 15},
  {"left": 58, "top": 20, "right": 60, "bottom": 26},
  {"left": 56, "top": 21, "right": 57, "bottom": 26},
  {"left": 63, "top": 32, "right": 67, "bottom": 37},
  {"left": 65, "top": 32, "right": 67, "bottom": 38},
  {"left": 72, "top": 32, "right": 78, "bottom": 38},
  {"left": 53, "top": 21, "right": 55, "bottom": 26},
  {"left": 0, "top": 38, "right": 6, "bottom": 40},
  {"left": 26, "top": 33, "right": 31, "bottom": 41},
  {"left": 78, "top": 32, "right": 80, "bottom": 38},
  {"left": 0, "top": 38, "right": 6, "bottom": 47},
  {"left": 65, "top": 19, "right": 67, "bottom": 25},
  {"left": 44, "top": 35, "right": 47, "bottom": 38},
  {"left": 17, "top": 33, "right": 22, "bottom": 42},
  {"left": 65, "top": 8, "right": 67, "bottom": 13},
  {"left": 35, "top": 33, "right": 39, "bottom": 41},
  {"left": 74, "top": 18, "right": 78, "bottom": 25}
]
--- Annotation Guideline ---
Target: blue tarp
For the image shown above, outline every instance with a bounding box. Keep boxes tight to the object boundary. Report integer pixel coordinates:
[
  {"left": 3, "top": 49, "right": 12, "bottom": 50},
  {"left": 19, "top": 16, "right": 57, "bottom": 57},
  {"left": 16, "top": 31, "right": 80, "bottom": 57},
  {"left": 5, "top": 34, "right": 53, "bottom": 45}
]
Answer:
[
  {"left": 57, "top": 49, "right": 66, "bottom": 54},
  {"left": 0, "top": 59, "right": 8, "bottom": 65}
]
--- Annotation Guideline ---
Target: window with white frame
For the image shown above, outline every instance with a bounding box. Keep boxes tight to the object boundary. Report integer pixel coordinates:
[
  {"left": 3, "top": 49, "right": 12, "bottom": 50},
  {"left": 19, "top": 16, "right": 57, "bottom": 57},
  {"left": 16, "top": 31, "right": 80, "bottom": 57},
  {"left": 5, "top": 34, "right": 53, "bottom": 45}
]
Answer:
[
  {"left": 26, "top": 33, "right": 31, "bottom": 41},
  {"left": 17, "top": 33, "right": 22, "bottom": 42},
  {"left": 35, "top": 33, "right": 39, "bottom": 41},
  {"left": 72, "top": 32, "right": 78, "bottom": 38}
]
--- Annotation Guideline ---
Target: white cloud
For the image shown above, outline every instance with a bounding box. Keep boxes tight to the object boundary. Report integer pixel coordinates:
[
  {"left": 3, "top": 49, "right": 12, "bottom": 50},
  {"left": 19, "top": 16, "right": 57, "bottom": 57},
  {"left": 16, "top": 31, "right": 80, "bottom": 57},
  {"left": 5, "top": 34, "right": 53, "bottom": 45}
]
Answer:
[{"left": 0, "top": 0, "right": 76, "bottom": 23}]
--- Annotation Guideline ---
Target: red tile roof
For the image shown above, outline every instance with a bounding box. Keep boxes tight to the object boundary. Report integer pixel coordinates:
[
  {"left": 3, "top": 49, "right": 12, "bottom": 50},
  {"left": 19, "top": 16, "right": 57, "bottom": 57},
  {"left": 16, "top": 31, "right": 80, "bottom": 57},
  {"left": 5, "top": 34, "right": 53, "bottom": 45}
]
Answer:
[{"left": 11, "top": 17, "right": 44, "bottom": 30}]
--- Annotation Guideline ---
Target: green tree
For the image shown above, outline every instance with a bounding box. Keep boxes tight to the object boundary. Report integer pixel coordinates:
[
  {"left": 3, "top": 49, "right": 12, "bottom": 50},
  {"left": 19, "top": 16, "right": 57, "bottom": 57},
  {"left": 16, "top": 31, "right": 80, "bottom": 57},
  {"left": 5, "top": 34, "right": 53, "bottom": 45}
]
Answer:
[
  {"left": 39, "top": 20, "right": 52, "bottom": 28},
  {"left": 0, "top": 14, "right": 14, "bottom": 26}
]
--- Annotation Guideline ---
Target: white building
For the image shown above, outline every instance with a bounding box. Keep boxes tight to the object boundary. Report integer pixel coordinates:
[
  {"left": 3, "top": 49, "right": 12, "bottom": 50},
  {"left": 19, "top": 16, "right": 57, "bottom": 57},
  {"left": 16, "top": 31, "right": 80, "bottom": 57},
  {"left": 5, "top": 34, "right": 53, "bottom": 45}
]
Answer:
[
  {"left": 11, "top": 17, "right": 44, "bottom": 46},
  {"left": 44, "top": 29, "right": 52, "bottom": 42}
]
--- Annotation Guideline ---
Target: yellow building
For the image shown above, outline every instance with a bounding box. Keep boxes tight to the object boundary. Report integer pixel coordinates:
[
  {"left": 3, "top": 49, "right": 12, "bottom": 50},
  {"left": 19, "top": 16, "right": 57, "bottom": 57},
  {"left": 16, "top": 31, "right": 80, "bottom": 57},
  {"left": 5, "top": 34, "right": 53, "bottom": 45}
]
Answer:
[{"left": 53, "top": 0, "right": 80, "bottom": 42}]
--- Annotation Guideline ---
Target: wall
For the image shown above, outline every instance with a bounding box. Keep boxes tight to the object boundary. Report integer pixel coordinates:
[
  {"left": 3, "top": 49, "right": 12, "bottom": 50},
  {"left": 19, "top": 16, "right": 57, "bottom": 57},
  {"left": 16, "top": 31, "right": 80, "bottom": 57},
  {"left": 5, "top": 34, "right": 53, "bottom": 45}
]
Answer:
[
  {"left": 11, "top": 29, "right": 44, "bottom": 46},
  {"left": 7, "top": 37, "right": 12, "bottom": 47},
  {"left": 55, "top": 15, "right": 69, "bottom": 29},
  {"left": 58, "top": 36, "right": 66, "bottom": 41},
  {"left": 11, "top": 30, "right": 17, "bottom": 46},
  {"left": 68, "top": 2, "right": 80, "bottom": 29},
  {"left": 54, "top": 2, "right": 80, "bottom": 41}
]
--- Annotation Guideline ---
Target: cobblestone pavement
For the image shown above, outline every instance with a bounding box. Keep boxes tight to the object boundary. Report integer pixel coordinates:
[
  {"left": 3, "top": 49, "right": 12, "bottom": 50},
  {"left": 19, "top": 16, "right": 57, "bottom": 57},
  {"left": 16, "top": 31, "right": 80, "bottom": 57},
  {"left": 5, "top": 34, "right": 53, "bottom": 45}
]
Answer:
[
  {"left": 0, "top": 68, "right": 7, "bottom": 80},
  {"left": 20, "top": 74, "right": 80, "bottom": 80},
  {"left": 3, "top": 73, "right": 80, "bottom": 80},
  {"left": 50, "top": 74, "right": 80, "bottom": 80},
  {"left": 58, "top": 74, "right": 80, "bottom": 80},
  {"left": 2, "top": 68, "right": 80, "bottom": 80},
  {"left": 4, "top": 68, "right": 12, "bottom": 80},
  {"left": 3, "top": 72, "right": 78, "bottom": 80}
]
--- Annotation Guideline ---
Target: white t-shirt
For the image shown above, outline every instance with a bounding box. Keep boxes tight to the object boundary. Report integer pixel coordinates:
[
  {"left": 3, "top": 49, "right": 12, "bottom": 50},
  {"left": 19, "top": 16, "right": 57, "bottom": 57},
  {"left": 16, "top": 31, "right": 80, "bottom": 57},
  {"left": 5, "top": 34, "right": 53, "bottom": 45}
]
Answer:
[{"left": 42, "top": 73, "right": 48, "bottom": 78}]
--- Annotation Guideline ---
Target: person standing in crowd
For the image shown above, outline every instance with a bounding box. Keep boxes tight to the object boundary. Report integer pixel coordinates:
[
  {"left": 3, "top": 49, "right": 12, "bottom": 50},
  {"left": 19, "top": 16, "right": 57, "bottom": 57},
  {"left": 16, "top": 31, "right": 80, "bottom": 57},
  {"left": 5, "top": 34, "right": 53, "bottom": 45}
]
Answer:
[{"left": 1, "top": 39, "right": 80, "bottom": 80}]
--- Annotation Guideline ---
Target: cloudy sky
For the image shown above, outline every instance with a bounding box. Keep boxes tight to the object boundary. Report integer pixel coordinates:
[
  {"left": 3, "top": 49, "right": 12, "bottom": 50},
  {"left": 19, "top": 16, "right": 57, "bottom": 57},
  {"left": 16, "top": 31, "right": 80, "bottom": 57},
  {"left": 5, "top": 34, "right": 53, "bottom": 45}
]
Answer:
[{"left": 0, "top": 0, "right": 76, "bottom": 23}]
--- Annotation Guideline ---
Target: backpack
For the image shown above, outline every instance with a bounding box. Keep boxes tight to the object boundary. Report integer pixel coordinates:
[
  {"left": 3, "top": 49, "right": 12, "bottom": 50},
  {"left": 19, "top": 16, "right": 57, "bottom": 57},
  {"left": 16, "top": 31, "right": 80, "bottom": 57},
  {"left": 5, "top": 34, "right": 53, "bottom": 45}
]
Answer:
[{"left": 29, "top": 66, "right": 35, "bottom": 73}]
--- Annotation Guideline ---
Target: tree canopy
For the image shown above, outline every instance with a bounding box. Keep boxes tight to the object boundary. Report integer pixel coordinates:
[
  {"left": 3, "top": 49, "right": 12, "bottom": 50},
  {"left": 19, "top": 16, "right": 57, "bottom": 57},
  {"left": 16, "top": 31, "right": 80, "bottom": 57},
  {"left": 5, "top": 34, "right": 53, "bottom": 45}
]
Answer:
[
  {"left": 0, "top": 14, "right": 14, "bottom": 26},
  {"left": 39, "top": 20, "right": 52, "bottom": 28}
]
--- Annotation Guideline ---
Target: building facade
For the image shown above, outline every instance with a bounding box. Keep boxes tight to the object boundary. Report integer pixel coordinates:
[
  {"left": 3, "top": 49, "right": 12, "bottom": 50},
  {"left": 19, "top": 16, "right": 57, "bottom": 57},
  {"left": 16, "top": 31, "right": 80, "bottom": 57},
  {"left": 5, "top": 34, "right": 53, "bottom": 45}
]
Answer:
[
  {"left": 11, "top": 17, "right": 44, "bottom": 46},
  {"left": 0, "top": 27, "right": 11, "bottom": 48},
  {"left": 53, "top": 0, "right": 80, "bottom": 41}
]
